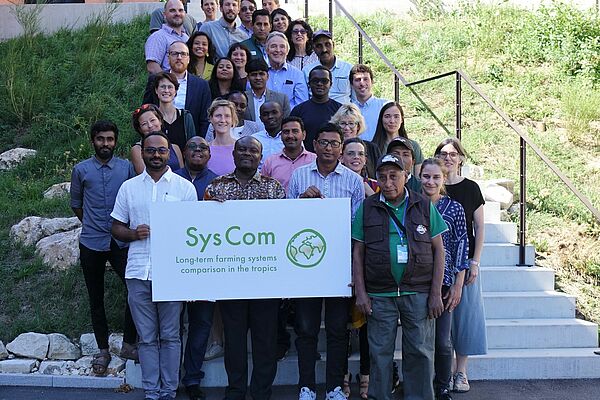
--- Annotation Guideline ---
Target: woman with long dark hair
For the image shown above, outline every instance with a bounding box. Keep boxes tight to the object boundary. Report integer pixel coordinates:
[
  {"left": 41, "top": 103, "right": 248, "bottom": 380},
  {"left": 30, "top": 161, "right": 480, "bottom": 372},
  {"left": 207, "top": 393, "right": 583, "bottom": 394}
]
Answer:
[
  {"left": 187, "top": 31, "right": 215, "bottom": 80},
  {"left": 285, "top": 19, "right": 318, "bottom": 70},
  {"left": 208, "top": 57, "right": 245, "bottom": 100}
]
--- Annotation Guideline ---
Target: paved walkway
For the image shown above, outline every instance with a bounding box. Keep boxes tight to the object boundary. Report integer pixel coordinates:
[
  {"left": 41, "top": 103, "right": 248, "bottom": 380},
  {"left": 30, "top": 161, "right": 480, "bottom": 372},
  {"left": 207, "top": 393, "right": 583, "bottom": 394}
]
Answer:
[{"left": 2, "top": 380, "right": 599, "bottom": 400}]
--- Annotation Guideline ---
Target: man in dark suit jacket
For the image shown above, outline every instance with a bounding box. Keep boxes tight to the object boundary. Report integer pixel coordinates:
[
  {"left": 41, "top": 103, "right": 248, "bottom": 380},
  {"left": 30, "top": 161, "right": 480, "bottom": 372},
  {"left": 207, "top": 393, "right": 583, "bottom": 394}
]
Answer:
[
  {"left": 243, "top": 58, "right": 291, "bottom": 126},
  {"left": 143, "top": 41, "right": 212, "bottom": 138}
]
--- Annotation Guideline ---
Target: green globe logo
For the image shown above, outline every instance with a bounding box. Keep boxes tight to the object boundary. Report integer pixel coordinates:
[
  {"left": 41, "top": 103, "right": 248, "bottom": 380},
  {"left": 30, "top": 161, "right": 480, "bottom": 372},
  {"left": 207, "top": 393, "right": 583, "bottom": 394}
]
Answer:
[{"left": 286, "top": 229, "right": 327, "bottom": 268}]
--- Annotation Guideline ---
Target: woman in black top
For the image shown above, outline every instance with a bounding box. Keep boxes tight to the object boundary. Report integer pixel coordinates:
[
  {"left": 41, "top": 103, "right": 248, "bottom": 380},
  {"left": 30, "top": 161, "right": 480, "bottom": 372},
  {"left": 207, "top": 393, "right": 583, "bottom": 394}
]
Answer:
[{"left": 208, "top": 57, "right": 245, "bottom": 100}]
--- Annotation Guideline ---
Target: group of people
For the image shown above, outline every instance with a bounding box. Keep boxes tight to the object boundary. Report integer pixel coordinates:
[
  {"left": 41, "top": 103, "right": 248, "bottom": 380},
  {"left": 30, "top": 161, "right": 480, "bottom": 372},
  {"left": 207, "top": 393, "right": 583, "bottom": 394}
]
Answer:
[{"left": 70, "top": 1, "right": 488, "bottom": 400}]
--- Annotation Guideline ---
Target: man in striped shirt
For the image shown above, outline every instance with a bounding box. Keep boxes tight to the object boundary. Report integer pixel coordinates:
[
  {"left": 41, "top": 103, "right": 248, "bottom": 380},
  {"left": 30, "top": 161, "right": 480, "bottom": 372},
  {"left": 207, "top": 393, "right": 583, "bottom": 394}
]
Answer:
[{"left": 288, "top": 123, "right": 364, "bottom": 400}]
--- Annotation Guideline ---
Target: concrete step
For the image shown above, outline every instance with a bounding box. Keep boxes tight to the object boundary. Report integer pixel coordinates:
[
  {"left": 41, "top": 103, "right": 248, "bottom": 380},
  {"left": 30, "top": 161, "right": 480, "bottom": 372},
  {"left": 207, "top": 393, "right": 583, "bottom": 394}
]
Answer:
[
  {"left": 484, "top": 201, "right": 502, "bottom": 223},
  {"left": 486, "top": 318, "right": 599, "bottom": 349},
  {"left": 481, "top": 243, "right": 535, "bottom": 266},
  {"left": 483, "top": 291, "right": 576, "bottom": 319},
  {"left": 480, "top": 266, "right": 555, "bottom": 292},
  {"left": 484, "top": 221, "right": 517, "bottom": 243}
]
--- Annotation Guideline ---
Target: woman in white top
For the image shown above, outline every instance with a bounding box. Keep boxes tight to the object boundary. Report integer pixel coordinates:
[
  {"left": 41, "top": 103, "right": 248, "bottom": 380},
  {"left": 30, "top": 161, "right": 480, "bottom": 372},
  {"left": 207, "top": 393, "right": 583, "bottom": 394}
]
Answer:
[{"left": 286, "top": 19, "right": 319, "bottom": 70}]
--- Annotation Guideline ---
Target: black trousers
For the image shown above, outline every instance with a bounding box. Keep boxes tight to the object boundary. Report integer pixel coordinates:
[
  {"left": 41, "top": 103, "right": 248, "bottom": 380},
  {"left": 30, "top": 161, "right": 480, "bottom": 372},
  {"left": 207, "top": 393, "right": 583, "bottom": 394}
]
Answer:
[
  {"left": 219, "top": 298, "right": 280, "bottom": 400},
  {"left": 295, "top": 297, "right": 350, "bottom": 392},
  {"left": 79, "top": 240, "right": 137, "bottom": 349},
  {"left": 434, "top": 286, "right": 453, "bottom": 393}
]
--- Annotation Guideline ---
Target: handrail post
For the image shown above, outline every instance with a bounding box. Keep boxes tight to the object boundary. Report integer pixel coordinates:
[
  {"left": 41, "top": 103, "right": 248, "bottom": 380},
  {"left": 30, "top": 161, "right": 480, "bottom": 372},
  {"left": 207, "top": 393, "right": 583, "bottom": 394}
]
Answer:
[
  {"left": 358, "top": 31, "right": 363, "bottom": 64},
  {"left": 394, "top": 75, "right": 399, "bottom": 103},
  {"left": 329, "top": 0, "right": 333, "bottom": 34},
  {"left": 455, "top": 72, "right": 462, "bottom": 141},
  {"left": 304, "top": 0, "right": 309, "bottom": 20},
  {"left": 518, "top": 137, "right": 528, "bottom": 266}
]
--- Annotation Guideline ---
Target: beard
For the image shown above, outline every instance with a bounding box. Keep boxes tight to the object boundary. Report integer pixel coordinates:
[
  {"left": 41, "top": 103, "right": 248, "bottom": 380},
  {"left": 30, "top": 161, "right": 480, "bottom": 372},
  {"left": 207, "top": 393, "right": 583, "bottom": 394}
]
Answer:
[{"left": 95, "top": 146, "right": 114, "bottom": 161}]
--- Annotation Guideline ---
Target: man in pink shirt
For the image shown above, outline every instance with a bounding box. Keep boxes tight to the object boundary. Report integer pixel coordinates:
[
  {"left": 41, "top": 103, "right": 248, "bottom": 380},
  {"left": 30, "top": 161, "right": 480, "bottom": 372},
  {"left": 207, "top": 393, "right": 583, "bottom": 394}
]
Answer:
[{"left": 261, "top": 116, "right": 316, "bottom": 193}]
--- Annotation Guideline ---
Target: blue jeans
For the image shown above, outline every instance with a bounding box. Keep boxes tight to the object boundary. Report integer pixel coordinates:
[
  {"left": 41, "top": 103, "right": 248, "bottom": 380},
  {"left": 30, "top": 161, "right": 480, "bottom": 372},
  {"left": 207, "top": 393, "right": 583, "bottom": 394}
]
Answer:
[
  {"left": 126, "top": 279, "right": 182, "bottom": 400},
  {"left": 182, "top": 301, "right": 215, "bottom": 387},
  {"left": 368, "top": 293, "right": 434, "bottom": 400}
]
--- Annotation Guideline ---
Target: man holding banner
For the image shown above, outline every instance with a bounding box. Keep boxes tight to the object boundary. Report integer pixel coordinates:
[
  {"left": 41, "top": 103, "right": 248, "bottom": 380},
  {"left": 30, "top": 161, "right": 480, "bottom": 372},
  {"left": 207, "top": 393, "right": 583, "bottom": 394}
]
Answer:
[
  {"left": 287, "top": 123, "right": 364, "bottom": 400},
  {"left": 204, "top": 136, "right": 286, "bottom": 400}
]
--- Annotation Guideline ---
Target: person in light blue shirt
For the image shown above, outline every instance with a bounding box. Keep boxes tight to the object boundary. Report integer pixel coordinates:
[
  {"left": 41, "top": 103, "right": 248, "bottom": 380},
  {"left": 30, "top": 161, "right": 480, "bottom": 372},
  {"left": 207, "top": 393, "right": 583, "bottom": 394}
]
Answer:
[
  {"left": 265, "top": 31, "right": 309, "bottom": 108},
  {"left": 199, "top": 0, "right": 248, "bottom": 59},
  {"left": 350, "top": 63, "right": 390, "bottom": 141},
  {"left": 302, "top": 30, "right": 353, "bottom": 104}
]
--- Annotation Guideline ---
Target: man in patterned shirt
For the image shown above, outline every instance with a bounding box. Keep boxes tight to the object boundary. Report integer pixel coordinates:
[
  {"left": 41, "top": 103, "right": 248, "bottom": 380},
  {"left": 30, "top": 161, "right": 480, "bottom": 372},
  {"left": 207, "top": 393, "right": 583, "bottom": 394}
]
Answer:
[{"left": 204, "top": 135, "right": 285, "bottom": 400}]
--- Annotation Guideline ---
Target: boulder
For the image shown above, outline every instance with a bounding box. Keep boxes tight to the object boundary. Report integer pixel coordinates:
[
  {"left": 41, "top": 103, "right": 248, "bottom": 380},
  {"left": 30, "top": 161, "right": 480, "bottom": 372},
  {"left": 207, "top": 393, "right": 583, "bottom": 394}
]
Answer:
[
  {"left": 487, "top": 178, "right": 515, "bottom": 195},
  {"left": 10, "top": 216, "right": 81, "bottom": 246},
  {"left": 461, "top": 163, "right": 484, "bottom": 180},
  {"left": 0, "top": 340, "right": 8, "bottom": 360},
  {"left": 74, "top": 355, "right": 93, "bottom": 369},
  {"left": 39, "top": 360, "right": 67, "bottom": 375},
  {"left": 0, "top": 359, "right": 38, "bottom": 374},
  {"left": 108, "top": 333, "right": 123, "bottom": 356},
  {"left": 43, "top": 182, "right": 71, "bottom": 199},
  {"left": 106, "top": 356, "right": 126, "bottom": 375},
  {"left": 6, "top": 332, "right": 49, "bottom": 360},
  {"left": 79, "top": 333, "right": 99, "bottom": 356},
  {"left": 47, "top": 333, "right": 81, "bottom": 360},
  {"left": 0, "top": 148, "right": 37, "bottom": 171},
  {"left": 35, "top": 228, "right": 81, "bottom": 270},
  {"left": 483, "top": 183, "right": 514, "bottom": 210}
]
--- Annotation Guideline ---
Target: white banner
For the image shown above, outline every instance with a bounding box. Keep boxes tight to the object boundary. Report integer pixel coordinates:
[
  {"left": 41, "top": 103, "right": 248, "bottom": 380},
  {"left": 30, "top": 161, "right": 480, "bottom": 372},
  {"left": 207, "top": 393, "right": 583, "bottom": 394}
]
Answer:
[{"left": 150, "top": 198, "right": 352, "bottom": 301}]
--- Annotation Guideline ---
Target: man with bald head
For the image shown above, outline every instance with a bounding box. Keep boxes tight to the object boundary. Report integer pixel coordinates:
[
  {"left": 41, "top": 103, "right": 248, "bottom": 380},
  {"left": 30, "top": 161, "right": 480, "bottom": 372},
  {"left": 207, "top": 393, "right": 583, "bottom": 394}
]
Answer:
[
  {"left": 145, "top": 0, "right": 190, "bottom": 74},
  {"left": 204, "top": 136, "right": 285, "bottom": 400}
]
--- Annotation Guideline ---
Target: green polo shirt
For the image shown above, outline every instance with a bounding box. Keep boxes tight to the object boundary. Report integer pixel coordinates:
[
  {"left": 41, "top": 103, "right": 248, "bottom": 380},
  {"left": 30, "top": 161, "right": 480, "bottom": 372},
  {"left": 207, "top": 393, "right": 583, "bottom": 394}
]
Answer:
[{"left": 351, "top": 191, "right": 448, "bottom": 297}]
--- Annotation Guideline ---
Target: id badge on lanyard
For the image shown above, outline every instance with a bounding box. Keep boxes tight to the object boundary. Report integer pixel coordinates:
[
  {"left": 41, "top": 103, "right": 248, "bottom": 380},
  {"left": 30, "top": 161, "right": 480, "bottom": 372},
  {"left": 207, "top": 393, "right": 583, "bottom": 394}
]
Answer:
[{"left": 390, "top": 206, "right": 409, "bottom": 264}]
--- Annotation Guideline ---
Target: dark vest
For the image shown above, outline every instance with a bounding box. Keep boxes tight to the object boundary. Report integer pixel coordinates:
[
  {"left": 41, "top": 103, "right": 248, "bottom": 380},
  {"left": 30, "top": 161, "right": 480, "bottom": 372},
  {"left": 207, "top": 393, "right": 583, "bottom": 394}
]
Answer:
[{"left": 362, "top": 190, "right": 434, "bottom": 294}]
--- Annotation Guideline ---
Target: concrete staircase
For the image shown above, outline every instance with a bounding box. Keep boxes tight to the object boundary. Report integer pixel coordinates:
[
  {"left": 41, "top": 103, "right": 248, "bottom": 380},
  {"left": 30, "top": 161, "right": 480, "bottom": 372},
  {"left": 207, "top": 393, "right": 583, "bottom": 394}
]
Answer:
[{"left": 126, "top": 201, "right": 600, "bottom": 386}]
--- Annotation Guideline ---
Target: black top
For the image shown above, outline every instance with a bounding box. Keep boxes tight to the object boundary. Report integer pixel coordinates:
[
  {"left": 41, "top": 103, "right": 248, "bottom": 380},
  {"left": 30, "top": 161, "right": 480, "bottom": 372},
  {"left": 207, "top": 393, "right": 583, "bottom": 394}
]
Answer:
[
  {"left": 290, "top": 98, "right": 342, "bottom": 152},
  {"left": 163, "top": 109, "right": 187, "bottom": 150},
  {"left": 445, "top": 177, "right": 485, "bottom": 258}
]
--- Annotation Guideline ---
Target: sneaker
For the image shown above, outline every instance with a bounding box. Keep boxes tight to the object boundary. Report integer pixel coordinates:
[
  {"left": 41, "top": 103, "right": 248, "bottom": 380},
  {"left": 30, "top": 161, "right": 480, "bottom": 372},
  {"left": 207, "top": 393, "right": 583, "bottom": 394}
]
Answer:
[
  {"left": 391, "top": 361, "right": 401, "bottom": 393},
  {"left": 299, "top": 387, "right": 316, "bottom": 400},
  {"left": 448, "top": 374, "right": 454, "bottom": 392},
  {"left": 453, "top": 372, "right": 470, "bottom": 393},
  {"left": 437, "top": 388, "right": 453, "bottom": 400},
  {"left": 325, "top": 386, "right": 346, "bottom": 400},
  {"left": 204, "top": 342, "right": 224, "bottom": 361}
]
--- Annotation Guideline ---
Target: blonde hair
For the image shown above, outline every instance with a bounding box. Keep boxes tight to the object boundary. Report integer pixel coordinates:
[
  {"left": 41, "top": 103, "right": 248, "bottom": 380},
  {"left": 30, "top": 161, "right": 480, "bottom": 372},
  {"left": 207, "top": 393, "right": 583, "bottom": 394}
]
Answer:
[
  {"left": 419, "top": 157, "right": 448, "bottom": 195},
  {"left": 329, "top": 103, "right": 366, "bottom": 136},
  {"left": 207, "top": 99, "right": 238, "bottom": 127}
]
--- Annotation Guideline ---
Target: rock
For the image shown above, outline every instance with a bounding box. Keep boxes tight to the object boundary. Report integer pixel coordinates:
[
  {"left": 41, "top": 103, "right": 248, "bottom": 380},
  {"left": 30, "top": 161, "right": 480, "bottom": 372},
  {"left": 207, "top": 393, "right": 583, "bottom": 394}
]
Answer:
[
  {"left": 47, "top": 333, "right": 81, "bottom": 360},
  {"left": 10, "top": 216, "right": 81, "bottom": 246},
  {"left": 0, "top": 147, "right": 37, "bottom": 171},
  {"left": 39, "top": 360, "right": 67, "bottom": 375},
  {"left": 35, "top": 228, "right": 81, "bottom": 270},
  {"left": 0, "top": 359, "right": 38, "bottom": 373},
  {"left": 9, "top": 216, "right": 44, "bottom": 246},
  {"left": 79, "top": 333, "right": 99, "bottom": 356},
  {"left": 0, "top": 341, "right": 8, "bottom": 360},
  {"left": 6, "top": 332, "right": 49, "bottom": 360},
  {"left": 106, "top": 356, "right": 126, "bottom": 375},
  {"left": 487, "top": 178, "right": 515, "bottom": 195},
  {"left": 108, "top": 333, "right": 123, "bottom": 356},
  {"left": 461, "top": 164, "right": 484, "bottom": 180},
  {"left": 74, "top": 355, "right": 93, "bottom": 369},
  {"left": 483, "top": 183, "right": 514, "bottom": 210},
  {"left": 43, "top": 182, "right": 71, "bottom": 199}
]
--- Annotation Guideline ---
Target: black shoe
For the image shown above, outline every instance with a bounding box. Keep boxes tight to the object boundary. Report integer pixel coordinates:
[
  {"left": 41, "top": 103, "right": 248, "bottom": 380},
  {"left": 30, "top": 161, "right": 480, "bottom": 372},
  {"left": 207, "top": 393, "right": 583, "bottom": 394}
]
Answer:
[
  {"left": 437, "top": 389, "right": 453, "bottom": 400},
  {"left": 186, "top": 384, "right": 206, "bottom": 400},
  {"left": 391, "top": 361, "right": 401, "bottom": 393}
]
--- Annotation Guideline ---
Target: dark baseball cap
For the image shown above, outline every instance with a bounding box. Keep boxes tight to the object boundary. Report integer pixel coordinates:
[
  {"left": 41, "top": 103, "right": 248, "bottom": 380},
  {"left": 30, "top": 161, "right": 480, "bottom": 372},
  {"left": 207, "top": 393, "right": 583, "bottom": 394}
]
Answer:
[
  {"left": 386, "top": 137, "right": 414, "bottom": 158},
  {"left": 313, "top": 29, "right": 333, "bottom": 40},
  {"left": 376, "top": 154, "right": 405, "bottom": 171}
]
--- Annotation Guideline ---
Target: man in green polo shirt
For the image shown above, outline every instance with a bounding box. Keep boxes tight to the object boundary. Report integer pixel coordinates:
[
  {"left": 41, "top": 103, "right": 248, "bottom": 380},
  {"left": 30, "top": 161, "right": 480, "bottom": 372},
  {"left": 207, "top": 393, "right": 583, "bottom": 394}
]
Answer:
[{"left": 352, "top": 154, "right": 447, "bottom": 400}]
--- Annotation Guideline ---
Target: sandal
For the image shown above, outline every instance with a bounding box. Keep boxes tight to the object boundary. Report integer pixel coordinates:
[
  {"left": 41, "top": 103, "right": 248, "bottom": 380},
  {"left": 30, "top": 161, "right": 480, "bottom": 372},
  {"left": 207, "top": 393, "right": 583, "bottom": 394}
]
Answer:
[
  {"left": 92, "top": 350, "right": 111, "bottom": 375},
  {"left": 119, "top": 342, "right": 139, "bottom": 363},
  {"left": 358, "top": 373, "right": 369, "bottom": 399},
  {"left": 342, "top": 373, "right": 351, "bottom": 398}
]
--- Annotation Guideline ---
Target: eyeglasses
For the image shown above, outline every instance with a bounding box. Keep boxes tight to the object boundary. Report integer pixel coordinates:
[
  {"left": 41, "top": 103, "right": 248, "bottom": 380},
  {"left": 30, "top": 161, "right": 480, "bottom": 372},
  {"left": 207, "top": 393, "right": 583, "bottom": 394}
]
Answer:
[
  {"left": 186, "top": 143, "right": 210, "bottom": 152},
  {"left": 241, "top": 6, "right": 255, "bottom": 11},
  {"left": 143, "top": 146, "right": 169, "bottom": 155},
  {"left": 309, "top": 78, "right": 330, "bottom": 85},
  {"left": 316, "top": 139, "right": 342, "bottom": 149},
  {"left": 292, "top": 29, "right": 307, "bottom": 35},
  {"left": 139, "top": 116, "right": 160, "bottom": 128},
  {"left": 168, "top": 51, "right": 189, "bottom": 58},
  {"left": 437, "top": 151, "right": 460, "bottom": 159},
  {"left": 339, "top": 121, "right": 357, "bottom": 128}
]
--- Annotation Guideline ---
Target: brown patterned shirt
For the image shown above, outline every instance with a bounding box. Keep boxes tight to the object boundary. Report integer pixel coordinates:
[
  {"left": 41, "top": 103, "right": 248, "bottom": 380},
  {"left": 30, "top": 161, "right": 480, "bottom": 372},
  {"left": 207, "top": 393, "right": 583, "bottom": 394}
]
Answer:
[{"left": 204, "top": 171, "right": 286, "bottom": 201}]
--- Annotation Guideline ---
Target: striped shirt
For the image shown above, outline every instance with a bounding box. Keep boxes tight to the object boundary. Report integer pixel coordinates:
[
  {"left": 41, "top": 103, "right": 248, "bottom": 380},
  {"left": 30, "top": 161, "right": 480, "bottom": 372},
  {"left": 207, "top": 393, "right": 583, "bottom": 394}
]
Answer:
[{"left": 287, "top": 160, "right": 364, "bottom": 218}]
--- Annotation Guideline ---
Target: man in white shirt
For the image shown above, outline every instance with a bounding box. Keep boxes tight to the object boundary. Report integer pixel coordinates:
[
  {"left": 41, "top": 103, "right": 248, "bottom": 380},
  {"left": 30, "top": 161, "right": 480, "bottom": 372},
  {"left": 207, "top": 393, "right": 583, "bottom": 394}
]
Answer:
[{"left": 111, "top": 132, "right": 196, "bottom": 400}]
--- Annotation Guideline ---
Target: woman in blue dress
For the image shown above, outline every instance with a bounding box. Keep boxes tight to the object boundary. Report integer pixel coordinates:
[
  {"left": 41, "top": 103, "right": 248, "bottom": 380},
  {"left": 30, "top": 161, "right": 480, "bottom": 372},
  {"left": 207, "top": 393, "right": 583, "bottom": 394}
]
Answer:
[{"left": 420, "top": 158, "right": 470, "bottom": 399}]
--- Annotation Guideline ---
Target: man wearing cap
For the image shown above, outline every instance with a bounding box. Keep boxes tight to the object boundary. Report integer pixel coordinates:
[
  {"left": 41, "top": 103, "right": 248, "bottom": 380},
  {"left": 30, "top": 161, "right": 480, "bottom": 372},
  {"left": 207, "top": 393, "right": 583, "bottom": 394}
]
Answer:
[
  {"left": 387, "top": 137, "right": 422, "bottom": 192},
  {"left": 351, "top": 154, "right": 447, "bottom": 400},
  {"left": 302, "top": 30, "right": 353, "bottom": 104}
]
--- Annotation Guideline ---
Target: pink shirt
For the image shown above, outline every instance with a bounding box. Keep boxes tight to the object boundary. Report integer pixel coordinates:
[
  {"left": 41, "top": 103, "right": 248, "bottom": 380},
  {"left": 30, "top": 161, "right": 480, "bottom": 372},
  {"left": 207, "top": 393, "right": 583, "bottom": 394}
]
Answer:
[
  {"left": 261, "top": 149, "right": 317, "bottom": 193},
  {"left": 207, "top": 144, "right": 235, "bottom": 176}
]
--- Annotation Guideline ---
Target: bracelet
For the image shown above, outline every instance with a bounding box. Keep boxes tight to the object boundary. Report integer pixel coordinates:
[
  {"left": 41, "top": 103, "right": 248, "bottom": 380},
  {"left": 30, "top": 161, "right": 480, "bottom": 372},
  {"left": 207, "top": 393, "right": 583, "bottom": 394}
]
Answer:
[{"left": 469, "top": 260, "right": 480, "bottom": 267}]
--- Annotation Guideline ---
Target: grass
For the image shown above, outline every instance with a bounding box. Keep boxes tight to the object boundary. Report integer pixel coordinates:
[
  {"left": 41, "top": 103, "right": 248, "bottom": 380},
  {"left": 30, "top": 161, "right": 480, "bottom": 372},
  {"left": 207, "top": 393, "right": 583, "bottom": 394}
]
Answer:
[{"left": 0, "top": 2, "right": 599, "bottom": 341}]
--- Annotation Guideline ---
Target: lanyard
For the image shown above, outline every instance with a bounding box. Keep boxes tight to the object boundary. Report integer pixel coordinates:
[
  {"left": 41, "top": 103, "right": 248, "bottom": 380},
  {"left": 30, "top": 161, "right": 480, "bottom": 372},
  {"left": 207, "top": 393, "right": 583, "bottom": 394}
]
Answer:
[{"left": 385, "top": 203, "right": 407, "bottom": 239}]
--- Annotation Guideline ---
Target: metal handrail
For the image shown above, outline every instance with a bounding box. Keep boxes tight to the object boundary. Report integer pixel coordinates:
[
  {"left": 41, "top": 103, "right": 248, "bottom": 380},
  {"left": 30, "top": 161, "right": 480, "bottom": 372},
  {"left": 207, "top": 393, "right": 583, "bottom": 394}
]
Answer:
[{"left": 317, "top": 0, "right": 600, "bottom": 265}]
